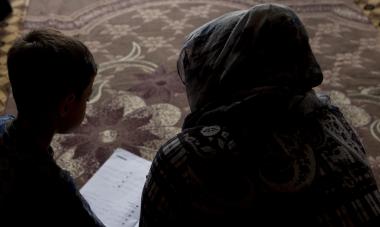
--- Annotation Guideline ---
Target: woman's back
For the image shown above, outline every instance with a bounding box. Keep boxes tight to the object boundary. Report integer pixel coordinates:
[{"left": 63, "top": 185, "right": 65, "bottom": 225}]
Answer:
[
  {"left": 140, "top": 4, "right": 380, "bottom": 226},
  {"left": 140, "top": 91, "right": 380, "bottom": 226}
]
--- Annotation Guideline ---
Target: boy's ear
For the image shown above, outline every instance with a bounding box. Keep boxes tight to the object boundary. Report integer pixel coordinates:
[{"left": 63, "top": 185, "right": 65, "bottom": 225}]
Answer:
[{"left": 59, "top": 93, "right": 76, "bottom": 117}]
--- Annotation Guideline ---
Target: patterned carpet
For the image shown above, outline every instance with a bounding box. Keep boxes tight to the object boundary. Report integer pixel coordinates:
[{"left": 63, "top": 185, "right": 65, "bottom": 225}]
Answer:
[
  {"left": 0, "top": 0, "right": 28, "bottom": 114},
  {"left": 2, "top": 0, "right": 380, "bottom": 187},
  {"left": 356, "top": 0, "right": 380, "bottom": 29}
]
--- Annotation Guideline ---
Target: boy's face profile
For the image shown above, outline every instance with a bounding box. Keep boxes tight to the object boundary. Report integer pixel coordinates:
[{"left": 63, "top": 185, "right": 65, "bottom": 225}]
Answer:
[{"left": 56, "top": 76, "right": 95, "bottom": 134}]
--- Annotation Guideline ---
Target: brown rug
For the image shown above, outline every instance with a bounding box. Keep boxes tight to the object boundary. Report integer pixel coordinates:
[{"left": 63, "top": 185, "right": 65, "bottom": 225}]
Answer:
[
  {"left": 0, "top": 0, "right": 28, "bottom": 113},
  {"left": 4, "top": 0, "right": 380, "bottom": 187},
  {"left": 356, "top": 0, "right": 380, "bottom": 29}
]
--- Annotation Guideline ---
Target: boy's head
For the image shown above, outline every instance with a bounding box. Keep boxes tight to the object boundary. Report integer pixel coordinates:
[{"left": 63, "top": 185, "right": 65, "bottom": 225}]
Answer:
[{"left": 7, "top": 28, "right": 97, "bottom": 133}]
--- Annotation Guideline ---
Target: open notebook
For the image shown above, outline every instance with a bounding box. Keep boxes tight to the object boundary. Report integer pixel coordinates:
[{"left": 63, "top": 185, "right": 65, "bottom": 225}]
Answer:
[{"left": 80, "top": 148, "right": 152, "bottom": 227}]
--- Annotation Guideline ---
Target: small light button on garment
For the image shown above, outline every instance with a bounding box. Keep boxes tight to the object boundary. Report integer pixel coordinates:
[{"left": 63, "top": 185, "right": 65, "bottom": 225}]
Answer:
[{"left": 201, "top": 125, "right": 221, "bottom": 137}]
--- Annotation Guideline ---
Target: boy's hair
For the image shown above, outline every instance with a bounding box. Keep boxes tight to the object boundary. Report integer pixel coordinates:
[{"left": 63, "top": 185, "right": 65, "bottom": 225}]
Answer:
[{"left": 7, "top": 28, "right": 97, "bottom": 116}]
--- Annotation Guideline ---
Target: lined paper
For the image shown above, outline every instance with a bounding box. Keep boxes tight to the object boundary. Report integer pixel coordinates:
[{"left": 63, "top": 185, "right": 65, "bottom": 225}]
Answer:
[{"left": 80, "top": 148, "right": 151, "bottom": 227}]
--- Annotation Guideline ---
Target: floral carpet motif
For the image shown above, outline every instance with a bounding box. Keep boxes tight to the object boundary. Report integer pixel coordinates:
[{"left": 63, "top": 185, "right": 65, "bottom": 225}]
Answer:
[{"left": 3, "top": 0, "right": 380, "bottom": 186}]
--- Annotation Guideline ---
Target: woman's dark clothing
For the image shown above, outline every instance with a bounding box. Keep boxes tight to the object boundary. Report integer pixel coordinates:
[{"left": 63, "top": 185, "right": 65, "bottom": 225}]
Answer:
[{"left": 140, "top": 4, "right": 380, "bottom": 227}]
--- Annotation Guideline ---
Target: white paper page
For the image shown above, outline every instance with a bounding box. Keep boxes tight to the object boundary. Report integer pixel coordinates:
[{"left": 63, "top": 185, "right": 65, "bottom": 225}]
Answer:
[{"left": 80, "top": 148, "right": 152, "bottom": 227}]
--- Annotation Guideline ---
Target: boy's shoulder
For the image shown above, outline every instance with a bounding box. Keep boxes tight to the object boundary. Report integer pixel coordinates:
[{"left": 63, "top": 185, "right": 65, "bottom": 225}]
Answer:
[
  {"left": 0, "top": 114, "right": 15, "bottom": 146},
  {"left": 0, "top": 115, "right": 16, "bottom": 203},
  {"left": 0, "top": 114, "right": 54, "bottom": 188},
  {"left": 0, "top": 114, "right": 15, "bottom": 137}
]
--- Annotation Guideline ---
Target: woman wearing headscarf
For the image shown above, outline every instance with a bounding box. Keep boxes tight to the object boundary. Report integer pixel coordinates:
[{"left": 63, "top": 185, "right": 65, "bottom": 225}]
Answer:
[{"left": 139, "top": 4, "right": 380, "bottom": 227}]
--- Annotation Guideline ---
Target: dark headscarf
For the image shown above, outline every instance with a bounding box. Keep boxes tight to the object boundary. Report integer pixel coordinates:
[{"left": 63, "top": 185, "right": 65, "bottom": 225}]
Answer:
[{"left": 178, "top": 4, "right": 323, "bottom": 115}]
